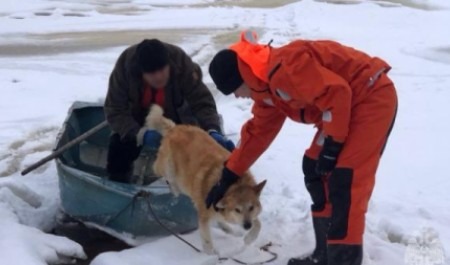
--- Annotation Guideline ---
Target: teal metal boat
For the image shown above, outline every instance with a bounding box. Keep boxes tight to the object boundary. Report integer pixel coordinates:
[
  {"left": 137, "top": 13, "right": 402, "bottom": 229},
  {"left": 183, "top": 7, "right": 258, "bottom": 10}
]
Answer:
[{"left": 55, "top": 102, "right": 198, "bottom": 237}]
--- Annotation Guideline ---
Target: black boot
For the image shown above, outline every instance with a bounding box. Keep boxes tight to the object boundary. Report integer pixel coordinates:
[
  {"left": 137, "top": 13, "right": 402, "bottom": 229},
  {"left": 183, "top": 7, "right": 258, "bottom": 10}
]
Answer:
[
  {"left": 328, "top": 244, "right": 363, "bottom": 265},
  {"left": 288, "top": 217, "right": 329, "bottom": 265}
]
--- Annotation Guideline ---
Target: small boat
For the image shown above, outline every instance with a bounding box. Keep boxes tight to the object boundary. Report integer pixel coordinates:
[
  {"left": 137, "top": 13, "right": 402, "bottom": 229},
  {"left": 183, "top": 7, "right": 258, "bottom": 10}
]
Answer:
[{"left": 55, "top": 101, "right": 198, "bottom": 237}]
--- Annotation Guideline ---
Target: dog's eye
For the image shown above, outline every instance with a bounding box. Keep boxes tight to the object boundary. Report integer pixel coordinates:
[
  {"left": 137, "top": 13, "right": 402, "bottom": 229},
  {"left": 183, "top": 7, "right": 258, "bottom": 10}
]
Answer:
[
  {"left": 249, "top": 206, "right": 254, "bottom": 212},
  {"left": 235, "top": 208, "right": 241, "bottom": 214}
]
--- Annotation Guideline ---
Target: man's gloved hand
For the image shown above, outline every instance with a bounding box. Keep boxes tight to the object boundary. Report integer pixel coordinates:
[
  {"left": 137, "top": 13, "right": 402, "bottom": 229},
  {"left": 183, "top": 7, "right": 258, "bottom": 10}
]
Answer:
[
  {"left": 143, "top": 130, "right": 162, "bottom": 149},
  {"left": 209, "top": 130, "right": 235, "bottom": 152},
  {"left": 316, "top": 136, "right": 344, "bottom": 175},
  {"left": 205, "top": 166, "right": 239, "bottom": 209}
]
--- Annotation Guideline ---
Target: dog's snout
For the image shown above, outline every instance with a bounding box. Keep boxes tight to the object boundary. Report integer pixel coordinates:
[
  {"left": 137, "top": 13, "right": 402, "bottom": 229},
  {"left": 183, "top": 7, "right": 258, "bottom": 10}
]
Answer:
[{"left": 243, "top": 221, "right": 252, "bottom": 230}]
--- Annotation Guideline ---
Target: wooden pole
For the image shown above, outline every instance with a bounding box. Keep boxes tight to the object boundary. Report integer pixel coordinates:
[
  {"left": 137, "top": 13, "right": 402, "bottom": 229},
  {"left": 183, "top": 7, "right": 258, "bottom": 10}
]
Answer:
[{"left": 21, "top": 120, "right": 108, "bottom": 176}]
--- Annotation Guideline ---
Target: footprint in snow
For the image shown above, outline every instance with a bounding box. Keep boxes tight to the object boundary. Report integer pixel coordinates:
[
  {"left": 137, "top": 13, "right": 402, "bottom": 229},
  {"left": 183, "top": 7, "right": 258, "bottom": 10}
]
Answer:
[{"left": 0, "top": 126, "right": 58, "bottom": 177}]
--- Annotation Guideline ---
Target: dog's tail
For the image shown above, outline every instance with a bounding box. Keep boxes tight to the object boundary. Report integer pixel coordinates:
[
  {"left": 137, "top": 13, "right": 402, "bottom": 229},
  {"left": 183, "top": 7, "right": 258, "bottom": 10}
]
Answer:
[{"left": 145, "top": 104, "right": 175, "bottom": 136}]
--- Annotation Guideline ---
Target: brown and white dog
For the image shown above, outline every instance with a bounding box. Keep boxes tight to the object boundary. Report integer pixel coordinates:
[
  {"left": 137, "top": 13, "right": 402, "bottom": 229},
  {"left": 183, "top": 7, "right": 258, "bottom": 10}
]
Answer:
[{"left": 145, "top": 105, "right": 266, "bottom": 254}]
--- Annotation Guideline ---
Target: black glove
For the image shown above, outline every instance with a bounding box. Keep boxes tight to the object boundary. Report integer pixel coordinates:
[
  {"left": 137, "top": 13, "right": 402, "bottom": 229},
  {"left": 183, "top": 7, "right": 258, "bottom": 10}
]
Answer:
[
  {"left": 205, "top": 166, "right": 239, "bottom": 209},
  {"left": 316, "top": 137, "right": 344, "bottom": 176}
]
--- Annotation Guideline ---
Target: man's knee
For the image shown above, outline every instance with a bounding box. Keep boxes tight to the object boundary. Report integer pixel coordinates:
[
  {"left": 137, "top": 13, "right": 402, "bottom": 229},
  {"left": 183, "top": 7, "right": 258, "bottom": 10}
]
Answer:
[{"left": 303, "top": 156, "right": 327, "bottom": 213}]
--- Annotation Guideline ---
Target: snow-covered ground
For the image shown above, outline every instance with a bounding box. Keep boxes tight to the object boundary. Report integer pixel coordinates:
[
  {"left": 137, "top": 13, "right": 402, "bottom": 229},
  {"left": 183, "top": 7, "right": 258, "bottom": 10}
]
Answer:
[{"left": 1, "top": 0, "right": 449, "bottom": 264}]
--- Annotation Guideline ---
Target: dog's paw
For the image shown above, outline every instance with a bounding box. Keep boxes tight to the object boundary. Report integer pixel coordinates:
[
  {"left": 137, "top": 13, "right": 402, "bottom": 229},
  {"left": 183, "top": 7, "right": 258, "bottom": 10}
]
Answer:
[
  {"left": 244, "top": 219, "right": 261, "bottom": 245},
  {"left": 202, "top": 241, "right": 216, "bottom": 255},
  {"left": 218, "top": 222, "right": 234, "bottom": 235},
  {"left": 244, "top": 232, "right": 258, "bottom": 245}
]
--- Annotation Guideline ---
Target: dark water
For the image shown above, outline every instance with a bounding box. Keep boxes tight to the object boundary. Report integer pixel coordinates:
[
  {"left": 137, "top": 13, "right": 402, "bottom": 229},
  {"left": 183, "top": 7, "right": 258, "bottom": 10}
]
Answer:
[{"left": 52, "top": 219, "right": 131, "bottom": 265}]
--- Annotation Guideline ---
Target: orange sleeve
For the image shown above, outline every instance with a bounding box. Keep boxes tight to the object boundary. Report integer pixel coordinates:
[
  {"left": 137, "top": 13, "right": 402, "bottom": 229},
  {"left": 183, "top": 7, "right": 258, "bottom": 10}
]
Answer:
[
  {"left": 279, "top": 51, "right": 352, "bottom": 142},
  {"left": 226, "top": 100, "right": 286, "bottom": 175}
]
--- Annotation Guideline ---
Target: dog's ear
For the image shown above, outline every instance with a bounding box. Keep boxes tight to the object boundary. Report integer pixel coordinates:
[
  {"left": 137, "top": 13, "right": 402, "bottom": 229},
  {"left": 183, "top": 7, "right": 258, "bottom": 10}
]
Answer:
[{"left": 253, "top": 180, "right": 267, "bottom": 196}]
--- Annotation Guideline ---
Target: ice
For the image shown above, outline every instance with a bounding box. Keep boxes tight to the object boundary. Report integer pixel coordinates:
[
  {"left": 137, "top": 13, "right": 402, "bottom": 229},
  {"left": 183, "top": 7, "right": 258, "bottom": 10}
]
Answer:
[
  {"left": 0, "top": 0, "right": 449, "bottom": 264},
  {"left": 0, "top": 220, "right": 86, "bottom": 265}
]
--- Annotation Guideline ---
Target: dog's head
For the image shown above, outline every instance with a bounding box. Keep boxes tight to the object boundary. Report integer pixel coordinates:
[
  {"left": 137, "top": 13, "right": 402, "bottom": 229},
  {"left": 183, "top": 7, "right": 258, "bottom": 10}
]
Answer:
[{"left": 215, "top": 180, "right": 267, "bottom": 230}]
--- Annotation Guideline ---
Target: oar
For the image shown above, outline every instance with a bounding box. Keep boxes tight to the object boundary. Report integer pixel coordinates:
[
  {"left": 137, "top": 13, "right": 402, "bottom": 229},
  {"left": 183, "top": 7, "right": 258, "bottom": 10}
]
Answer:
[{"left": 21, "top": 120, "right": 108, "bottom": 176}]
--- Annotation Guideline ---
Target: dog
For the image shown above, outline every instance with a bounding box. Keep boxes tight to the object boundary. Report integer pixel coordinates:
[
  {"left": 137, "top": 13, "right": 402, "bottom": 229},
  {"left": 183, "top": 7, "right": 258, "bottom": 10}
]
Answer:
[{"left": 145, "top": 105, "right": 266, "bottom": 254}]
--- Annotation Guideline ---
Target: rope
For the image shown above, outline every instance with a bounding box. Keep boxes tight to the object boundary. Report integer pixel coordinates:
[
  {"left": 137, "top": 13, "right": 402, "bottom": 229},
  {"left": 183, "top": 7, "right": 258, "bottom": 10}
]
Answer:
[
  {"left": 137, "top": 190, "right": 278, "bottom": 265},
  {"left": 102, "top": 190, "right": 278, "bottom": 264},
  {"left": 102, "top": 194, "right": 138, "bottom": 226},
  {"left": 138, "top": 190, "right": 203, "bottom": 253}
]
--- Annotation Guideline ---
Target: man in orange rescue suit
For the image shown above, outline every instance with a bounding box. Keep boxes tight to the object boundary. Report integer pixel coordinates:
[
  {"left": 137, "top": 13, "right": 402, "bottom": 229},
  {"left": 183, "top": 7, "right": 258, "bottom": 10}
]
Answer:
[{"left": 206, "top": 31, "right": 398, "bottom": 265}]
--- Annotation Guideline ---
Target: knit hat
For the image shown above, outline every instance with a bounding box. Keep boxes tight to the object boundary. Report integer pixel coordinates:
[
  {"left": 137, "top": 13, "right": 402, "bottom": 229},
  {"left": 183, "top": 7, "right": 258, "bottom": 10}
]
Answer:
[
  {"left": 136, "top": 39, "right": 169, "bottom": 73},
  {"left": 209, "top": 49, "right": 243, "bottom": 95}
]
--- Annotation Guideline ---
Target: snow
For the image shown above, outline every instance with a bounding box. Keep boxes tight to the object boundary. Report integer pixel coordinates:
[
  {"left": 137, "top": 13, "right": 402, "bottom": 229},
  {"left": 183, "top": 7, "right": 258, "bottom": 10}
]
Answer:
[
  {"left": 91, "top": 235, "right": 219, "bottom": 265},
  {"left": 1, "top": 0, "right": 450, "bottom": 264},
  {"left": 0, "top": 177, "right": 86, "bottom": 265}
]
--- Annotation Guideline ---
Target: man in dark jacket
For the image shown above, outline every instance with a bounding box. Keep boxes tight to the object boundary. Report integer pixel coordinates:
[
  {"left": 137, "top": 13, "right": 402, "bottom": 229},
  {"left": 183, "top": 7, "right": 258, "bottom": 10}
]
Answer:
[{"left": 105, "top": 39, "right": 234, "bottom": 183}]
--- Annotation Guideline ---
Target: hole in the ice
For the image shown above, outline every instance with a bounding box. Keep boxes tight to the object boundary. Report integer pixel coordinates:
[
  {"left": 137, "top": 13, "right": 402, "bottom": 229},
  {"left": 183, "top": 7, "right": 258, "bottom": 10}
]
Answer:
[
  {"left": 314, "top": 0, "right": 362, "bottom": 5},
  {"left": 375, "top": 0, "right": 445, "bottom": 10},
  {"left": 10, "top": 16, "right": 25, "bottom": 20},
  {"left": 95, "top": 6, "right": 150, "bottom": 15},
  {"left": 435, "top": 47, "right": 450, "bottom": 54},
  {"left": 63, "top": 13, "right": 87, "bottom": 17},
  {"left": 386, "top": 230, "right": 404, "bottom": 244},
  {"left": 185, "top": 0, "right": 302, "bottom": 8},
  {"left": 12, "top": 79, "right": 20, "bottom": 83},
  {"left": 52, "top": 216, "right": 131, "bottom": 265},
  {"left": 34, "top": 12, "right": 52, "bottom": 16},
  {"left": 314, "top": 0, "right": 445, "bottom": 9},
  {"left": 406, "top": 46, "right": 450, "bottom": 65}
]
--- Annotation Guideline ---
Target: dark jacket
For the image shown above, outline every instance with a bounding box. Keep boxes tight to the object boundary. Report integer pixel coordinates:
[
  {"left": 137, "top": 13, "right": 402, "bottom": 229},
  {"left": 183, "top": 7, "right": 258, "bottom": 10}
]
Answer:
[{"left": 105, "top": 42, "right": 221, "bottom": 141}]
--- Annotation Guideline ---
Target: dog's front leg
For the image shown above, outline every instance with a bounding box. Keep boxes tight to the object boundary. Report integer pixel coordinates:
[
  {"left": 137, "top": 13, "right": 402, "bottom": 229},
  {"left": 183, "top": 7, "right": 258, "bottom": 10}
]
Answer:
[
  {"left": 244, "top": 218, "right": 261, "bottom": 245},
  {"left": 167, "top": 181, "right": 181, "bottom": 197},
  {"left": 199, "top": 215, "right": 215, "bottom": 255},
  {"left": 218, "top": 221, "right": 242, "bottom": 237},
  {"left": 218, "top": 221, "right": 234, "bottom": 235},
  {"left": 162, "top": 161, "right": 181, "bottom": 197}
]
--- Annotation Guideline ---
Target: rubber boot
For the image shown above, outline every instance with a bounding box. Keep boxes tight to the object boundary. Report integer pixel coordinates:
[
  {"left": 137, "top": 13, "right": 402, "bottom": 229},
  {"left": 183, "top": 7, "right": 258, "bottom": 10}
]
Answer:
[
  {"left": 287, "top": 217, "right": 329, "bottom": 265},
  {"left": 328, "top": 244, "right": 363, "bottom": 265}
]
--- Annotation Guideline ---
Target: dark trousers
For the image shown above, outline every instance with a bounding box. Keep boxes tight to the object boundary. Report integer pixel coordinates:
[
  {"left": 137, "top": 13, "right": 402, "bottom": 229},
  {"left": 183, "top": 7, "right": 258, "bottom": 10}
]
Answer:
[{"left": 106, "top": 133, "right": 142, "bottom": 183}]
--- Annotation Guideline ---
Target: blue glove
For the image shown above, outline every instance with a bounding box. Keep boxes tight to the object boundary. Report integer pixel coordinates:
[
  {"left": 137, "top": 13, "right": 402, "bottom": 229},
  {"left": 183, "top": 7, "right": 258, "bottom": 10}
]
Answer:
[
  {"left": 209, "top": 131, "right": 235, "bottom": 151},
  {"left": 143, "top": 130, "right": 162, "bottom": 149}
]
